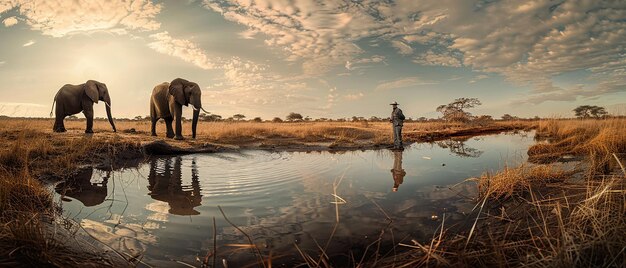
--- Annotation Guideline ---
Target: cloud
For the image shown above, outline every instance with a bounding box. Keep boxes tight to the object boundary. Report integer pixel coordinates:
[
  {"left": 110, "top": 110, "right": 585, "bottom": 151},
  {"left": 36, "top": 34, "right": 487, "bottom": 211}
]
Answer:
[
  {"left": 469, "top": 74, "right": 489, "bottom": 84},
  {"left": 203, "top": 1, "right": 449, "bottom": 76},
  {"left": 0, "top": 102, "right": 44, "bottom": 107},
  {"left": 321, "top": 87, "right": 339, "bottom": 110},
  {"left": 375, "top": 77, "right": 436, "bottom": 91},
  {"left": 425, "top": 0, "right": 626, "bottom": 100},
  {"left": 391, "top": 40, "right": 413, "bottom": 55},
  {"left": 22, "top": 40, "right": 35, "bottom": 46},
  {"left": 344, "top": 92, "right": 364, "bottom": 100},
  {"left": 345, "top": 55, "right": 385, "bottom": 70},
  {"left": 204, "top": 0, "right": 625, "bottom": 102},
  {"left": 1, "top": 0, "right": 161, "bottom": 37},
  {"left": 0, "top": 102, "right": 46, "bottom": 117},
  {"left": 511, "top": 85, "right": 585, "bottom": 105},
  {"left": 413, "top": 51, "right": 462, "bottom": 67},
  {"left": 148, "top": 30, "right": 328, "bottom": 115},
  {"left": 147, "top": 31, "right": 325, "bottom": 114},
  {"left": 607, "top": 103, "right": 626, "bottom": 116},
  {"left": 147, "top": 31, "right": 270, "bottom": 86},
  {"left": 2, "top": 16, "right": 17, "bottom": 27},
  {"left": 2, "top": 0, "right": 622, "bottom": 114},
  {"left": 514, "top": 76, "right": 626, "bottom": 105},
  {"left": 148, "top": 31, "right": 219, "bottom": 70}
]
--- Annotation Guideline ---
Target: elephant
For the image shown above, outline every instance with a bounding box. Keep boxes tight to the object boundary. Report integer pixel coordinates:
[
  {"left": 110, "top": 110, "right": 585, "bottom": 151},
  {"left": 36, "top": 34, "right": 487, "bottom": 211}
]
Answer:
[
  {"left": 50, "top": 80, "right": 116, "bottom": 133},
  {"left": 150, "top": 78, "right": 208, "bottom": 140}
]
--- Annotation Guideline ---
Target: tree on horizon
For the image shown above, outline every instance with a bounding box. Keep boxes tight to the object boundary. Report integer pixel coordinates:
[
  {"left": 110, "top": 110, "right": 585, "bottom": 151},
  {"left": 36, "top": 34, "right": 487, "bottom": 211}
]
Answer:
[
  {"left": 286, "top": 112, "right": 303, "bottom": 121},
  {"left": 233, "top": 114, "right": 246, "bottom": 121},
  {"left": 574, "top": 105, "right": 607, "bottom": 118},
  {"left": 436, "top": 98, "right": 482, "bottom": 122}
]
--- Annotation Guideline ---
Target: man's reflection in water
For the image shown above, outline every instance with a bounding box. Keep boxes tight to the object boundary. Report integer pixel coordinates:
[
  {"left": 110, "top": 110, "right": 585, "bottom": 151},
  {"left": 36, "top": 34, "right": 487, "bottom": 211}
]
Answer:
[
  {"left": 391, "top": 150, "right": 406, "bottom": 192},
  {"left": 55, "top": 167, "right": 109, "bottom": 207},
  {"left": 147, "top": 156, "right": 202, "bottom": 216}
]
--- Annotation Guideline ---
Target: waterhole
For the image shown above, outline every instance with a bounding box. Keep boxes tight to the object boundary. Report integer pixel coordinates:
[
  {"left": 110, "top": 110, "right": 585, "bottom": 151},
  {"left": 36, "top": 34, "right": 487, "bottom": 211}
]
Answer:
[{"left": 55, "top": 132, "right": 536, "bottom": 266}]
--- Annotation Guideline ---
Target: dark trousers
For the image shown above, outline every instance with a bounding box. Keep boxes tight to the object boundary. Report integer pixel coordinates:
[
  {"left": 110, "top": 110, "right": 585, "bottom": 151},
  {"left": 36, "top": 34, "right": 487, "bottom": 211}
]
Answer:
[{"left": 393, "top": 125, "right": 403, "bottom": 148}]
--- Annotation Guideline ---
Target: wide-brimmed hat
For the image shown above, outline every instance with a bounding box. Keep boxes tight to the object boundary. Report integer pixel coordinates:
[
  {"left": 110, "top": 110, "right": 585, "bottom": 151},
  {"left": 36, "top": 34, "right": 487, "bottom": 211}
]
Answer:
[{"left": 389, "top": 101, "right": 399, "bottom": 105}]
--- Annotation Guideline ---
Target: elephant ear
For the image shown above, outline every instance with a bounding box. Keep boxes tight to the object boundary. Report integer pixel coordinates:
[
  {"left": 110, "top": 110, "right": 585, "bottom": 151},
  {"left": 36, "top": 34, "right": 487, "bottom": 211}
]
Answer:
[
  {"left": 84, "top": 80, "right": 99, "bottom": 104},
  {"left": 168, "top": 82, "right": 187, "bottom": 106},
  {"left": 184, "top": 84, "right": 195, "bottom": 102}
]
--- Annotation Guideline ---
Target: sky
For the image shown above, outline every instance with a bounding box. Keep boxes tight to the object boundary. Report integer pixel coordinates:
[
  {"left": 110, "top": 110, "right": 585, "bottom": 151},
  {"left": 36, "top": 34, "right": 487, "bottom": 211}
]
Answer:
[{"left": 0, "top": 0, "right": 624, "bottom": 120}]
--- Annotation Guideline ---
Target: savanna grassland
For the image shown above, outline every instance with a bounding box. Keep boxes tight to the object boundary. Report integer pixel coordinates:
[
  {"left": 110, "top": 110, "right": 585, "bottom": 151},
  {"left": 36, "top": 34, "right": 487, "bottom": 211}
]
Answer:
[
  {"left": 0, "top": 117, "right": 624, "bottom": 267},
  {"left": 378, "top": 118, "right": 626, "bottom": 267},
  {"left": 0, "top": 117, "right": 536, "bottom": 150}
]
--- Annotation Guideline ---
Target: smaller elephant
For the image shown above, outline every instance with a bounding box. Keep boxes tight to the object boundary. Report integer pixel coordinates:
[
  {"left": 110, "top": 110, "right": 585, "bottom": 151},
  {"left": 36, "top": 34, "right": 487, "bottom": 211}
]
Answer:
[
  {"left": 50, "top": 80, "right": 116, "bottom": 133},
  {"left": 150, "top": 78, "right": 207, "bottom": 140}
]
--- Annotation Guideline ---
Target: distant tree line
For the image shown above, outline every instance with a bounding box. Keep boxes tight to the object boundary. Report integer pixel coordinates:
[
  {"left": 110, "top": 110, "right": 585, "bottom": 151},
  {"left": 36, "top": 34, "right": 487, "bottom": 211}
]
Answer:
[{"left": 111, "top": 102, "right": 615, "bottom": 123}]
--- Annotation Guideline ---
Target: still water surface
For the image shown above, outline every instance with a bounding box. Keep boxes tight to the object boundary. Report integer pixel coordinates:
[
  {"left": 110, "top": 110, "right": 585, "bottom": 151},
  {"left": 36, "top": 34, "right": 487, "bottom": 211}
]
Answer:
[{"left": 55, "top": 132, "right": 535, "bottom": 266}]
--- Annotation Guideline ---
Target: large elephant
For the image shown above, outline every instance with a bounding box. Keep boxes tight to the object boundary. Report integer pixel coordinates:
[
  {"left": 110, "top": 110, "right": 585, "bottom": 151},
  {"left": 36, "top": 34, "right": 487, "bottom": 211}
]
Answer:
[
  {"left": 51, "top": 80, "right": 116, "bottom": 133},
  {"left": 150, "top": 78, "right": 207, "bottom": 140}
]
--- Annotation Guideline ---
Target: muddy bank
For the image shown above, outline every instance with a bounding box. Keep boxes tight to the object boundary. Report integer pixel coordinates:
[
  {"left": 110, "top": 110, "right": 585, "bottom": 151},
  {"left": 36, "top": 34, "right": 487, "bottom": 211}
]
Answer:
[
  {"left": 140, "top": 123, "right": 532, "bottom": 154},
  {"left": 404, "top": 124, "right": 533, "bottom": 142}
]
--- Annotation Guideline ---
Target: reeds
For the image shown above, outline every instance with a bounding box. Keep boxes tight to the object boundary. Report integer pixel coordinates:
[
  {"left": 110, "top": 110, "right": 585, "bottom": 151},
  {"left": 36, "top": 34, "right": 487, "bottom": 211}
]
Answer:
[
  {"left": 0, "top": 125, "right": 140, "bottom": 267},
  {"left": 380, "top": 118, "right": 626, "bottom": 267},
  {"left": 387, "top": 170, "right": 625, "bottom": 267},
  {"left": 477, "top": 164, "right": 574, "bottom": 199},
  {"left": 530, "top": 118, "right": 626, "bottom": 175}
]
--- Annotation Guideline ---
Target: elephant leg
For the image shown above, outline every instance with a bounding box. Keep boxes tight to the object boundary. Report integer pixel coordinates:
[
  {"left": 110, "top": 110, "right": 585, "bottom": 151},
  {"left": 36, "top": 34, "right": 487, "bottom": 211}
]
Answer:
[
  {"left": 164, "top": 117, "right": 175, "bottom": 138},
  {"left": 53, "top": 104, "right": 66, "bottom": 132},
  {"left": 150, "top": 103, "right": 158, "bottom": 136},
  {"left": 174, "top": 117, "right": 184, "bottom": 140},
  {"left": 83, "top": 107, "right": 94, "bottom": 134},
  {"left": 151, "top": 117, "right": 158, "bottom": 137},
  {"left": 172, "top": 105, "right": 184, "bottom": 140},
  {"left": 53, "top": 116, "right": 66, "bottom": 132}
]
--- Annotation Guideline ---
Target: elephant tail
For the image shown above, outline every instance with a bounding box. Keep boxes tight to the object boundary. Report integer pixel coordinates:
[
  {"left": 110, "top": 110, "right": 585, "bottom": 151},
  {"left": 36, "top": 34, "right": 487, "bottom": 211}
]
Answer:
[
  {"left": 50, "top": 91, "right": 59, "bottom": 117},
  {"left": 49, "top": 99, "right": 55, "bottom": 117}
]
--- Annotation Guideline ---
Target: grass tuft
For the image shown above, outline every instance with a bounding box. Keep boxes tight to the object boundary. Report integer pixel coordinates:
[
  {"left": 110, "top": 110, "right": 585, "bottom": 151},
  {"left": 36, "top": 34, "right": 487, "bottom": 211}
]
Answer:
[{"left": 478, "top": 164, "right": 573, "bottom": 199}]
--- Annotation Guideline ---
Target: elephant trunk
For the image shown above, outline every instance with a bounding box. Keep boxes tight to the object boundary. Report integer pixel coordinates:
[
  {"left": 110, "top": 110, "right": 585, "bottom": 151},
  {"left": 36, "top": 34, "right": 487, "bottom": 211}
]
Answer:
[
  {"left": 192, "top": 109, "right": 199, "bottom": 139},
  {"left": 105, "top": 101, "right": 116, "bottom": 132}
]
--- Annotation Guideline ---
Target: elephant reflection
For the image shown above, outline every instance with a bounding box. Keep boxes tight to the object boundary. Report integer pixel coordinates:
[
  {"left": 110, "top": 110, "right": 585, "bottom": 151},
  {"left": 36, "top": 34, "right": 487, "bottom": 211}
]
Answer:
[
  {"left": 391, "top": 150, "right": 406, "bottom": 192},
  {"left": 436, "top": 138, "right": 483, "bottom": 158},
  {"left": 55, "top": 168, "right": 109, "bottom": 207},
  {"left": 147, "top": 157, "right": 202, "bottom": 216}
]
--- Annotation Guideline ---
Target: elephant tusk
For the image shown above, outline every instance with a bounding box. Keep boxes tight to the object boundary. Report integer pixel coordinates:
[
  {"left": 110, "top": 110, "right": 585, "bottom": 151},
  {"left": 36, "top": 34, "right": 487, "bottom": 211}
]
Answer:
[
  {"left": 190, "top": 104, "right": 209, "bottom": 114},
  {"left": 104, "top": 102, "right": 111, "bottom": 108}
]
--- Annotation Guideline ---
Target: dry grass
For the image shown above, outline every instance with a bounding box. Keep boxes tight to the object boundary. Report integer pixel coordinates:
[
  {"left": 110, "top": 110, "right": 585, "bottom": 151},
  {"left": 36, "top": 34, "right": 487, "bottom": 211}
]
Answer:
[
  {"left": 0, "top": 118, "right": 536, "bottom": 149},
  {"left": 380, "top": 118, "right": 626, "bottom": 267},
  {"left": 0, "top": 161, "right": 127, "bottom": 267},
  {"left": 364, "top": 178, "right": 625, "bottom": 267},
  {"left": 0, "top": 122, "right": 141, "bottom": 267},
  {"left": 387, "top": 175, "right": 626, "bottom": 267},
  {"left": 0, "top": 121, "right": 143, "bottom": 179},
  {"left": 529, "top": 118, "right": 626, "bottom": 175},
  {"left": 477, "top": 164, "right": 574, "bottom": 200}
]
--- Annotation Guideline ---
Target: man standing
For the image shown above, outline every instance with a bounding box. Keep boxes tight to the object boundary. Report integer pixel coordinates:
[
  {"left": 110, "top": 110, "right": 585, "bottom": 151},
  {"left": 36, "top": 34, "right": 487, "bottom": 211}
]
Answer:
[{"left": 390, "top": 101, "right": 405, "bottom": 149}]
